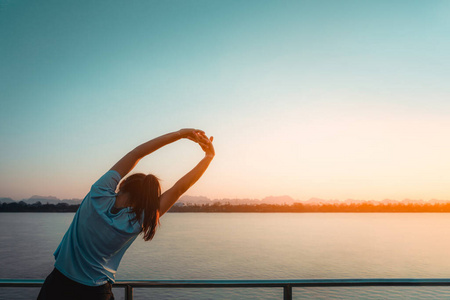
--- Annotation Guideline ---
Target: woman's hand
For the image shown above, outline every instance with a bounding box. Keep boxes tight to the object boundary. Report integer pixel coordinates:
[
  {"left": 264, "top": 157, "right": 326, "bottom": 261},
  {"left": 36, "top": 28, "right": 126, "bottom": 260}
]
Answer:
[
  {"left": 178, "top": 128, "right": 214, "bottom": 158},
  {"left": 178, "top": 128, "right": 205, "bottom": 140},
  {"left": 198, "top": 135, "right": 215, "bottom": 158}
]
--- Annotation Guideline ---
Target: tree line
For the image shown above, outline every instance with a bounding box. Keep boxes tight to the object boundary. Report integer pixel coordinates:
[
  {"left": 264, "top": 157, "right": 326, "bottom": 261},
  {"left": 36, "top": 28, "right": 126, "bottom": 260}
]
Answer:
[
  {"left": 3, "top": 201, "right": 450, "bottom": 213},
  {"left": 169, "top": 202, "right": 450, "bottom": 213},
  {"left": 0, "top": 201, "right": 79, "bottom": 212}
]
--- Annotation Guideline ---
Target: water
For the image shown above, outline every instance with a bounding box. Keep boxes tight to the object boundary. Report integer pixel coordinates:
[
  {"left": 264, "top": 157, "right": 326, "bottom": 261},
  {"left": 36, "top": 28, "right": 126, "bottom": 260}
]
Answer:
[{"left": 1, "top": 213, "right": 450, "bottom": 299}]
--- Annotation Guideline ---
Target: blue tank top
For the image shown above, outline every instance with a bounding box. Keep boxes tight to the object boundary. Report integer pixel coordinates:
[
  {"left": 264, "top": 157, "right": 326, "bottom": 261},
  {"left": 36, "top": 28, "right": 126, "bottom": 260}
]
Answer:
[{"left": 54, "top": 170, "right": 142, "bottom": 286}]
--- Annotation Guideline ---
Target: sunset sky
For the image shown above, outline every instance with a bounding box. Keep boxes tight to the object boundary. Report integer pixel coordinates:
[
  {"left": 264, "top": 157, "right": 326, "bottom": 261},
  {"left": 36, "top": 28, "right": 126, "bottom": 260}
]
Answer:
[{"left": 1, "top": 0, "right": 450, "bottom": 201}]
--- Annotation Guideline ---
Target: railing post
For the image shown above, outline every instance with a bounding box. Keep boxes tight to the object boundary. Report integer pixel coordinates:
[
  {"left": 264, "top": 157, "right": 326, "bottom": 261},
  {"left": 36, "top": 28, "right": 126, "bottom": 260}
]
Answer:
[
  {"left": 125, "top": 285, "right": 133, "bottom": 300},
  {"left": 283, "top": 284, "right": 292, "bottom": 300}
]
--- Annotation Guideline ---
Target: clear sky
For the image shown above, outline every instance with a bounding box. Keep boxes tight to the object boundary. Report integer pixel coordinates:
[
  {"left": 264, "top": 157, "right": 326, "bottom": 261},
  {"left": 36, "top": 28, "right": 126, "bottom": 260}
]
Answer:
[{"left": 1, "top": 0, "right": 450, "bottom": 201}]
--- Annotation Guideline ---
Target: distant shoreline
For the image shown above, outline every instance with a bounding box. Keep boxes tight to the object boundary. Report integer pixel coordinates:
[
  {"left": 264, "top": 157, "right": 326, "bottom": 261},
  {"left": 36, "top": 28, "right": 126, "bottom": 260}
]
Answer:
[{"left": 3, "top": 202, "right": 450, "bottom": 213}]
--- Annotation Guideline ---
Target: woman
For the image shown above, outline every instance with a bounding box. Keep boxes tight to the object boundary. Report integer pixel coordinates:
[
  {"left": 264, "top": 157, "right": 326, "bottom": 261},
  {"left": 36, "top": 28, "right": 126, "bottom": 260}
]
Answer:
[{"left": 37, "top": 129, "right": 215, "bottom": 300}]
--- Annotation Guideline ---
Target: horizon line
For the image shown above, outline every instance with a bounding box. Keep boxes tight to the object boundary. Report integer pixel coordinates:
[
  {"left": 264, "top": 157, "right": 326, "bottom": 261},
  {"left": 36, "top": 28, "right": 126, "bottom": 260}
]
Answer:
[{"left": 2, "top": 195, "right": 450, "bottom": 203}]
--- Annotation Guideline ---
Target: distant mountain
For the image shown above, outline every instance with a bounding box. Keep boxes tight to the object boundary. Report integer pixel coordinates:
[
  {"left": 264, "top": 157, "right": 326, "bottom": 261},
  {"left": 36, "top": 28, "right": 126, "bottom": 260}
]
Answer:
[
  {"left": 2, "top": 194, "right": 450, "bottom": 206},
  {"left": 155, "top": 195, "right": 450, "bottom": 206},
  {"left": 261, "top": 195, "right": 296, "bottom": 205},
  {"left": 178, "top": 195, "right": 212, "bottom": 205},
  {"left": 344, "top": 199, "right": 366, "bottom": 204},
  {"left": 401, "top": 199, "right": 426, "bottom": 204},
  {"left": 3, "top": 195, "right": 84, "bottom": 205},
  {"left": 344, "top": 199, "right": 378, "bottom": 205},
  {"left": 429, "top": 199, "right": 450, "bottom": 204},
  {"left": 0, "top": 197, "right": 15, "bottom": 204},
  {"left": 24, "top": 195, "right": 60, "bottom": 205},
  {"left": 178, "top": 195, "right": 298, "bottom": 205},
  {"left": 304, "top": 198, "right": 327, "bottom": 204},
  {"left": 381, "top": 199, "right": 400, "bottom": 204},
  {"left": 213, "top": 198, "right": 261, "bottom": 205},
  {"left": 61, "top": 198, "right": 83, "bottom": 205}
]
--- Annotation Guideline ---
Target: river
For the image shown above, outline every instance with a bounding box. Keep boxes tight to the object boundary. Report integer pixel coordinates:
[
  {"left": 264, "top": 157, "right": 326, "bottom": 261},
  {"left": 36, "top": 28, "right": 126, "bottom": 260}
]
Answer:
[{"left": 1, "top": 213, "right": 450, "bottom": 299}]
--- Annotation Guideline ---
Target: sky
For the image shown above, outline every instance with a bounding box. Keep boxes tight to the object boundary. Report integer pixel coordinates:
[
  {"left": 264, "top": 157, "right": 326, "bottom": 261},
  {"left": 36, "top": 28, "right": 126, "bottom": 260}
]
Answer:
[{"left": 1, "top": 0, "right": 450, "bottom": 201}]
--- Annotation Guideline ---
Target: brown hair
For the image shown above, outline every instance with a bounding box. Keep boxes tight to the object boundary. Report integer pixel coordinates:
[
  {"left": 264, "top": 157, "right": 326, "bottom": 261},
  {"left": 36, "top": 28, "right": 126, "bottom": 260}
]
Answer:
[{"left": 118, "top": 173, "right": 161, "bottom": 241}]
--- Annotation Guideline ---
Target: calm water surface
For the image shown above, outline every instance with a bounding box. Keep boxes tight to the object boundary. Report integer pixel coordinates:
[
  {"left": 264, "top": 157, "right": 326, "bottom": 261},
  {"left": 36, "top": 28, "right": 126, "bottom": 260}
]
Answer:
[{"left": 1, "top": 213, "right": 450, "bottom": 299}]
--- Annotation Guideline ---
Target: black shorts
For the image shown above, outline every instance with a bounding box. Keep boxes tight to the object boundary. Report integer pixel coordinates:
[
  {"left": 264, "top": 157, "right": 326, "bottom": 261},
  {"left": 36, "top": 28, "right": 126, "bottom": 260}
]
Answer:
[{"left": 37, "top": 268, "right": 114, "bottom": 300}]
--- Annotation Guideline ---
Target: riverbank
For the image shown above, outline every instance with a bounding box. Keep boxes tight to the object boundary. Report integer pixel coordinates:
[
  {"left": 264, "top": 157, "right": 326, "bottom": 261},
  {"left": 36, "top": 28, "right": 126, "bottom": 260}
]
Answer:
[{"left": 3, "top": 202, "right": 450, "bottom": 213}]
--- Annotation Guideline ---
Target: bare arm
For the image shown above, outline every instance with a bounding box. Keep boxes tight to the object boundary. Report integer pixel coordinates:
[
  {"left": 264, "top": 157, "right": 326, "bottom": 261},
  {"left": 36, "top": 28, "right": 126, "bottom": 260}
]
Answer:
[
  {"left": 111, "top": 129, "right": 205, "bottom": 178},
  {"left": 159, "top": 135, "right": 215, "bottom": 216}
]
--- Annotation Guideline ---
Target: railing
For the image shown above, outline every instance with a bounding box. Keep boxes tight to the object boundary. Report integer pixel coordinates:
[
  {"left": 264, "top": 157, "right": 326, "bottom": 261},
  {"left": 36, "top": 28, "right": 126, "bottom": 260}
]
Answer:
[{"left": 2, "top": 278, "right": 450, "bottom": 300}]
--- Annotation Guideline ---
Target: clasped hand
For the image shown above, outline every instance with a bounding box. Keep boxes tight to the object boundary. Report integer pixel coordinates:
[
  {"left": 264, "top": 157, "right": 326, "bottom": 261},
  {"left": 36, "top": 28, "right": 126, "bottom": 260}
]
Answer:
[{"left": 179, "top": 128, "right": 215, "bottom": 158}]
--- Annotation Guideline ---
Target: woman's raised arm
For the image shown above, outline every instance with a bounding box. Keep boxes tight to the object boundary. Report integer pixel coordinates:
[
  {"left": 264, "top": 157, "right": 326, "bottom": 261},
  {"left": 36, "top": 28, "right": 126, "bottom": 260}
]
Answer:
[
  {"left": 111, "top": 129, "right": 205, "bottom": 178},
  {"left": 159, "top": 134, "right": 215, "bottom": 216}
]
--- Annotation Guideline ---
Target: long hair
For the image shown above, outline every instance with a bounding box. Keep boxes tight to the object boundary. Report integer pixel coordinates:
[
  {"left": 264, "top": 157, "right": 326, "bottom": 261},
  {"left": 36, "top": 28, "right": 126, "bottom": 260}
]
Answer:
[{"left": 118, "top": 173, "right": 161, "bottom": 241}]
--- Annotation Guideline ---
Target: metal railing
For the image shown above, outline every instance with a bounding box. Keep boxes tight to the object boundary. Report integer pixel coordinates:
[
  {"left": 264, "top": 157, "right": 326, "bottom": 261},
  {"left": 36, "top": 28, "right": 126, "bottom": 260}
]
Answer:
[{"left": 2, "top": 278, "right": 450, "bottom": 300}]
